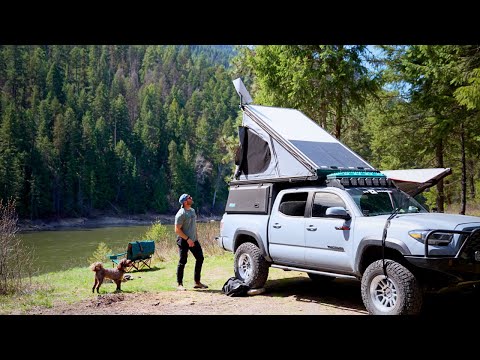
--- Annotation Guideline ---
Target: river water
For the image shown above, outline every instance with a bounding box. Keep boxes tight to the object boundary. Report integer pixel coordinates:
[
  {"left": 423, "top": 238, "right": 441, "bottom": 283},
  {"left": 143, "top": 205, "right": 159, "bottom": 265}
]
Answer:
[{"left": 18, "top": 225, "right": 163, "bottom": 275}]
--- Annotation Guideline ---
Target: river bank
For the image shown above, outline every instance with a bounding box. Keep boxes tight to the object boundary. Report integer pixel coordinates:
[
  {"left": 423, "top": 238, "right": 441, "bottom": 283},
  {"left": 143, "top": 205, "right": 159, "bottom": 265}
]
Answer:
[{"left": 17, "top": 212, "right": 221, "bottom": 232}]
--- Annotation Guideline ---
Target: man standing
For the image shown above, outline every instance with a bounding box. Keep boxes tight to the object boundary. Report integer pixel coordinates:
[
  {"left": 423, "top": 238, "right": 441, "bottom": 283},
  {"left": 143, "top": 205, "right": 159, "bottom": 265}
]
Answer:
[{"left": 174, "top": 193, "right": 208, "bottom": 291}]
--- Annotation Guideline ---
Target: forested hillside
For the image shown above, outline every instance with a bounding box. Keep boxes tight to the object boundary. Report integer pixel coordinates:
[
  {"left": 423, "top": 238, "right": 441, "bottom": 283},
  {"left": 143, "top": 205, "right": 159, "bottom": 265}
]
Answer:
[
  {"left": 2, "top": 45, "right": 480, "bottom": 219},
  {"left": 0, "top": 45, "right": 239, "bottom": 218}
]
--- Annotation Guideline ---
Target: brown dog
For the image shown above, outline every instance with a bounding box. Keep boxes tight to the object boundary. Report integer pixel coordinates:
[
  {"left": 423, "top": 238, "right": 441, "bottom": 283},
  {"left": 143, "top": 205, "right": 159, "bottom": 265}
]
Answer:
[{"left": 90, "top": 258, "right": 133, "bottom": 293}]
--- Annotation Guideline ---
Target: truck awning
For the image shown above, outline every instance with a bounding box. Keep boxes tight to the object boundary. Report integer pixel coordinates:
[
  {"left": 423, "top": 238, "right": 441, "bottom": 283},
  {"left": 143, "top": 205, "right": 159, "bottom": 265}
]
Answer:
[{"left": 380, "top": 168, "right": 452, "bottom": 197}]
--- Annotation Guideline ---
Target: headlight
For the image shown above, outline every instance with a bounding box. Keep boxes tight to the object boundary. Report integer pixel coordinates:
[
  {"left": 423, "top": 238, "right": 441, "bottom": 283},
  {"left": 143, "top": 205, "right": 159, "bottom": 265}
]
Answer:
[{"left": 408, "top": 230, "right": 453, "bottom": 246}]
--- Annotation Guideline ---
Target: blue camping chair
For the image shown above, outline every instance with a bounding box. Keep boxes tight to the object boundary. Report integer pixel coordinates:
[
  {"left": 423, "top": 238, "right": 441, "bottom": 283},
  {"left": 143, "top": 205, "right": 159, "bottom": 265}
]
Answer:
[{"left": 108, "top": 240, "right": 155, "bottom": 272}]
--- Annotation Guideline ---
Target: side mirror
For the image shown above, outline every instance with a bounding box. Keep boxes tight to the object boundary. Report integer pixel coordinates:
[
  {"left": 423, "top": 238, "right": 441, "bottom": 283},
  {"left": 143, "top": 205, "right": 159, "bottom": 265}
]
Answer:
[
  {"left": 325, "top": 207, "right": 351, "bottom": 220},
  {"left": 408, "top": 206, "right": 419, "bottom": 213}
]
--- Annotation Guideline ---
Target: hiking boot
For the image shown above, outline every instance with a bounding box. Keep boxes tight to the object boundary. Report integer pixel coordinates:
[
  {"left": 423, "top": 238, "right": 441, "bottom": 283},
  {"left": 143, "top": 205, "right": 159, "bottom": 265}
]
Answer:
[
  {"left": 194, "top": 282, "right": 208, "bottom": 289},
  {"left": 177, "top": 284, "right": 186, "bottom": 291}
]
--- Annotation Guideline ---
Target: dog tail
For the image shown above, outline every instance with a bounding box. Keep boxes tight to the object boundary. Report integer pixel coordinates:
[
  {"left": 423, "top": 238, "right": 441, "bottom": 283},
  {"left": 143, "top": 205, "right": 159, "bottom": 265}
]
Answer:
[{"left": 90, "top": 262, "right": 103, "bottom": 271}]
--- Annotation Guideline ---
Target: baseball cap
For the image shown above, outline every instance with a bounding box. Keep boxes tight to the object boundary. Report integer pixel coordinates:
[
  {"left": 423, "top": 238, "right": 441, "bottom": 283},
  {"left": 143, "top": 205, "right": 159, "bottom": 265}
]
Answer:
[{"left": 178, "top": 193, "right": 190, "bottom": 205}]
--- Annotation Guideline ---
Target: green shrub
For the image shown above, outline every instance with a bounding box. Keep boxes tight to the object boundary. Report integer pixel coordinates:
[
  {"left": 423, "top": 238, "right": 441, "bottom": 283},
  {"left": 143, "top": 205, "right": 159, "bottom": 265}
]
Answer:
[
  {"left": 145, "top": 222, "right": 175, "bottom": 262},
  {"left": 87, "top": 242, "right": 112, "bottom": 264},
  {"left": 144, "top": 222, "right": 171, "bottom": 242}
]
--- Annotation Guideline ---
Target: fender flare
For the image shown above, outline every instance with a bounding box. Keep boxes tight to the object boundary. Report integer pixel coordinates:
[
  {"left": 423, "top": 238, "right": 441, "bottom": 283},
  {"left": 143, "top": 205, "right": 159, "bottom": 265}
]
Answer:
[
  {"left": 354, "top": 238, "right": 411, "bottom": 274},
  {"left": 233, "top": 229, "right": 272, "bottom": 262}
]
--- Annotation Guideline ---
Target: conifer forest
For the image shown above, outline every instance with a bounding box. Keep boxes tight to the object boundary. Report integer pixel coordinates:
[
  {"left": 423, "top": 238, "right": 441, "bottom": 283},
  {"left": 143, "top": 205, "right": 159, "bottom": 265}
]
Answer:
[{"left": 1, "top": 45, "right": 480, "bottom": 219}]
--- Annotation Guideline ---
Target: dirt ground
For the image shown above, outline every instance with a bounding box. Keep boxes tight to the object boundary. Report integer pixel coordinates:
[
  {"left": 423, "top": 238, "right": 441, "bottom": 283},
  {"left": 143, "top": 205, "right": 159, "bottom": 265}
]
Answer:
[
  {"left": 23, "top": 275, "right": 480, "bottom": 316},
  {"left": 25, "top": 291, "right": 361, "bottom": 315},
  {"left": 25, "top": 277, "right": 367, "bottom": 315}
]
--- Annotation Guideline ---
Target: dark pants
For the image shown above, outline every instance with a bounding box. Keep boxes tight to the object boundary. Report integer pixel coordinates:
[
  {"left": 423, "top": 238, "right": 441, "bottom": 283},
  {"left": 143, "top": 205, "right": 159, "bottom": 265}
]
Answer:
[{"left": 176, "top": 237, "right": 204, "bottom": 284}]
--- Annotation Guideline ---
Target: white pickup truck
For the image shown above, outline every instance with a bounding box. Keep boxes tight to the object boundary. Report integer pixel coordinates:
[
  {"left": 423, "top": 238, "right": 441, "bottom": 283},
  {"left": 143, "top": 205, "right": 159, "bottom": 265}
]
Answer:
[{"left": 217, "top": 172, "right": 480, "bottom": 315}]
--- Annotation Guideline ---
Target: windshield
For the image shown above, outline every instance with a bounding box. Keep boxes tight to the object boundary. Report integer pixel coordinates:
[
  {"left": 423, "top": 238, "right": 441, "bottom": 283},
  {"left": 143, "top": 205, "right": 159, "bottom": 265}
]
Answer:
[{"left": 346, "top": 188, "right": 429, "bottom": 216}]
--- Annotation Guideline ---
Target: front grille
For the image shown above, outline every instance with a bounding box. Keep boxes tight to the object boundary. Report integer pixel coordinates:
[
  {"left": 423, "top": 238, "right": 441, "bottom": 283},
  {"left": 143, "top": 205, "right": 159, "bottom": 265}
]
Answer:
[{"left": 458, "top": 228, "right": 480, "bottom": 260}]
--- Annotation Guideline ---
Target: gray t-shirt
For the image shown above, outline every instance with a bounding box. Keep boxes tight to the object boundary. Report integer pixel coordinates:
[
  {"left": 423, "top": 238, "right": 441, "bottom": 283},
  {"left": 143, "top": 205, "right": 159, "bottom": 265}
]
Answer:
[{"left": 174, "top": 207, "right": 197, "bottom": 242}]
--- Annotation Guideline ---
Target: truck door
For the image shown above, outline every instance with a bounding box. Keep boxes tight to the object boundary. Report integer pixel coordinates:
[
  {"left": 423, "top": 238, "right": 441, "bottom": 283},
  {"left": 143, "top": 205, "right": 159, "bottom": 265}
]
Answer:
[
  {"left": 268, "top": 192, "right": 308, "bottom": 266},
  {"left": 304, "top": 191, "right": 353, "bottom": 272}
]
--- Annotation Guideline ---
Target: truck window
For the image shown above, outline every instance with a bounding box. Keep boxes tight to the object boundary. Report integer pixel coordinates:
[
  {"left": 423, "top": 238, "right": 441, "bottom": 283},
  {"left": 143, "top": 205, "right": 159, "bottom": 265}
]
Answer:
[
  {"left": 312, "top": 192, "right": 346, "bottom": 218},
  {"left": 346, "top": 188, "right": 428, "bottom": 216},
  {"left": 278, "top": 192, "right": 308, "bottom": 217},
  {"left": 359, "top": 192, "right": 392, "bottom": 216}
]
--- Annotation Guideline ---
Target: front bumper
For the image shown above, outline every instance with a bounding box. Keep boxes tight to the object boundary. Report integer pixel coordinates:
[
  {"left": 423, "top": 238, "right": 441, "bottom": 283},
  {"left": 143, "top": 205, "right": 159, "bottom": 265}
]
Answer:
[{"left": 405, "top": 228, "right": 480, "bottom": 284}]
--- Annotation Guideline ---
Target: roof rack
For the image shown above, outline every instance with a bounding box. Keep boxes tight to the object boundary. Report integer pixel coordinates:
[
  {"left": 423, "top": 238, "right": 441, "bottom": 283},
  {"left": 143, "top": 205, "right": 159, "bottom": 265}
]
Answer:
[{"left": 326, "top": 170, "right": 394, "bottom": 189}]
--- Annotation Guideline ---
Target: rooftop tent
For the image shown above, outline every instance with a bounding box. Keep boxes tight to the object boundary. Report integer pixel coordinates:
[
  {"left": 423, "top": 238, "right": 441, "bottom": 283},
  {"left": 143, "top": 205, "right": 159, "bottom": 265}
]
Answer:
[
  {"left": 232, "top": 79, "right": 376, "bottom": 184},
  {"left": 380, "top": 168, "right": 452, "bottom": 197}
]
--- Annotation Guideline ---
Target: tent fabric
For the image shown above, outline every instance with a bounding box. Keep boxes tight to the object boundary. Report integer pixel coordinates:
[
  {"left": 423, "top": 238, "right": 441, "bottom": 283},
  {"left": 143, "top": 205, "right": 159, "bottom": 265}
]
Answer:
[
  {"left": 271, "top": 137, "right": 313, "bottom": 178},
  {"left": 233, "top": 104, "right": 375, "bottom": 183},
  {"left": 234, "top": 126, "right": 247, "bottom": 179},
  {"left": 236, "top": 127, "right": 271, "bottom": 175},
  {"left": 246, "top": 105, "right": 373, "bottom": 171},
  {"left": 234, "top": 125, "right": 278, "bottom": 181}
]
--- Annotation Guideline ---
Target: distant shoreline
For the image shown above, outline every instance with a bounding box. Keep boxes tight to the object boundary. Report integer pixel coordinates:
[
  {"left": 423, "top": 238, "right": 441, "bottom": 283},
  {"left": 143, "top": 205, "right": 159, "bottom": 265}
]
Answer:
[{"left": 17, "top": 213, "right": 221, "bottom": 232}]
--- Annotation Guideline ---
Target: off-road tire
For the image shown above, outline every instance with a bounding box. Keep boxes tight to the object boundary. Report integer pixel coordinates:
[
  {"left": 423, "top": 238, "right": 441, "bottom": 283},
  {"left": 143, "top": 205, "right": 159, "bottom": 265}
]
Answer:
[
  {"left": 234, "top": 242, "right": 269, "bottom": 289},
  {"left": 308, "top": 273, "right": 335, "bottom": 284},
  {"left": 361, "top": 259, "right": 423, "bottom": 315}
]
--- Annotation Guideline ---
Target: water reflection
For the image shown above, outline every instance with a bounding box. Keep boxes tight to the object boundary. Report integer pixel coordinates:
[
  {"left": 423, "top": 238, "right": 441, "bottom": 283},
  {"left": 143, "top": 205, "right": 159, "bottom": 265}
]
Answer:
[{"left": 19, "top": 225, "right": 165, "bottom": 275}]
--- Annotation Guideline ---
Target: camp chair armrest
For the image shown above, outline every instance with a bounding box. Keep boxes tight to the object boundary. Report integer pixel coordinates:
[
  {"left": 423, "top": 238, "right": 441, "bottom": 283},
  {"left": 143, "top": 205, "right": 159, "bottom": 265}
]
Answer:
[{"left": 108, "top": 252, "right": 127, "bottom": 260}]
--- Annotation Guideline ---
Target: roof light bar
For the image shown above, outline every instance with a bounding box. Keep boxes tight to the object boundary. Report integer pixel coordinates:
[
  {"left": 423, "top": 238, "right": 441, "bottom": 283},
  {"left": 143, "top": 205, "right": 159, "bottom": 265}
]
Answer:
[{"left": 327, "top": 171, "right": 386, "bottom": 179}]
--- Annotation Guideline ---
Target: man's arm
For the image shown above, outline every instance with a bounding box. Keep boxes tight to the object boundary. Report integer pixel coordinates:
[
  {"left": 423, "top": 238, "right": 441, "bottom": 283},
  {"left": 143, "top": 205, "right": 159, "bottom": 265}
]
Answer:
[
  {"left": 175, "top": 224, "right": 187, "bottom": 239},
  {"left": 175, "top": 224, "right": 194, "bottom": 247}
]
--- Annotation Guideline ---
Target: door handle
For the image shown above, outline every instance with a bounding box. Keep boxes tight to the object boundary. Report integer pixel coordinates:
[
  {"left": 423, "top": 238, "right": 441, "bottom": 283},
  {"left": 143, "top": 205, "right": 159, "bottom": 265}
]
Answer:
[
  {"left": 273, "top": 224, "right": 281, "bottom": 229},
  {"left": 306, "top": 226, "right": 317, "bottom": 231}
]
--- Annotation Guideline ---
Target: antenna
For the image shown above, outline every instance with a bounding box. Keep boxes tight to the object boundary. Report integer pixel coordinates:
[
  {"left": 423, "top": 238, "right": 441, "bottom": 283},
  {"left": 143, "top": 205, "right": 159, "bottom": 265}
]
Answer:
[{"left": 232, "top": 78, "right": 253, "bottom": 106}]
